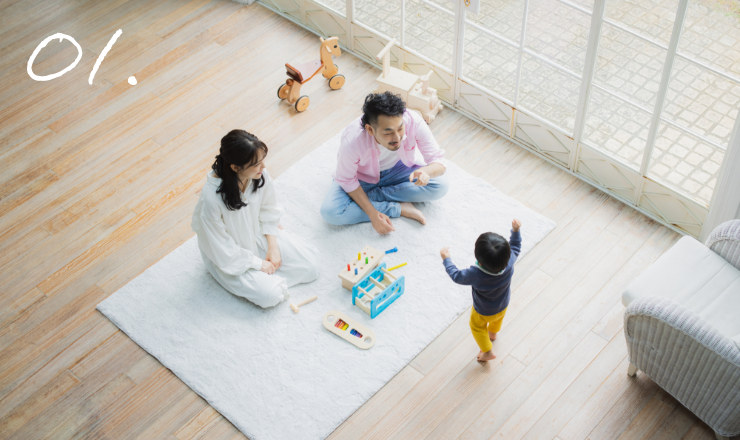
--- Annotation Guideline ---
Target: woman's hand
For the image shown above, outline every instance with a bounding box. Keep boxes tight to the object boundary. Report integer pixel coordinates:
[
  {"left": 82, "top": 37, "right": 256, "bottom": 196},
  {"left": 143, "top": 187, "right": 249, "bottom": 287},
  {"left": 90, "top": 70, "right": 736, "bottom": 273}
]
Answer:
[
  {"left": 265, "top": 235, "right": 282, "bottom": 270},
  {"left": 266, "top": 247, "right": 281, "bottom": 271},
  {"left": 260, "top": 260, "right": 276, "bottom": 274},
  {"left": 440, "top": 247, "right": 450, "bottom": 259}
]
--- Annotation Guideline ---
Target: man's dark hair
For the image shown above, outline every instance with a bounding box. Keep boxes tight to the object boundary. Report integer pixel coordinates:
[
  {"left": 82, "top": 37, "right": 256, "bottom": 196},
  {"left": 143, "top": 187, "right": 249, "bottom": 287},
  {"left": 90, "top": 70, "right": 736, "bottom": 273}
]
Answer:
[
  {"left": 360, "top": 91, "right": 406, "bottom": 129},
  {"left": 474, "top": 232, "right": 511, "bottom": 274}
]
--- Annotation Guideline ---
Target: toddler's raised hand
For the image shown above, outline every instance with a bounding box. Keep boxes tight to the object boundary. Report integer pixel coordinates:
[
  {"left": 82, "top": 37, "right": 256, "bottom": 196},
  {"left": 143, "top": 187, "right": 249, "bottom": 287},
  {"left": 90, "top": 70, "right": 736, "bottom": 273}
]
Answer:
[
  {"left": 512, "top": 219, "right": 521, "bottom": 232},
  {"left": 440, "top": 247, "right": 451, "bottom": 260}
]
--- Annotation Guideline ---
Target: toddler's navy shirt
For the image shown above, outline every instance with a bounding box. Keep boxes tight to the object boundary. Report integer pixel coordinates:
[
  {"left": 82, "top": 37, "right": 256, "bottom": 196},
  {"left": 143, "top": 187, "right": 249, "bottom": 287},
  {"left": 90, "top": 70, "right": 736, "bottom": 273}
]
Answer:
[{"left": 443, "top": 229, "right": 522, "bottom": 316}]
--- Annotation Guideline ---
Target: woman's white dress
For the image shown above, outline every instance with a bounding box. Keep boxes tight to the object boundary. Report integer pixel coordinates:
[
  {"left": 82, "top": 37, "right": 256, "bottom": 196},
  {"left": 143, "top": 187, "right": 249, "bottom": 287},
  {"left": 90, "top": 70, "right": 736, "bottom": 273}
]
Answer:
[{"left": 191, "top": 168, "right": 320, "bottom": 308}]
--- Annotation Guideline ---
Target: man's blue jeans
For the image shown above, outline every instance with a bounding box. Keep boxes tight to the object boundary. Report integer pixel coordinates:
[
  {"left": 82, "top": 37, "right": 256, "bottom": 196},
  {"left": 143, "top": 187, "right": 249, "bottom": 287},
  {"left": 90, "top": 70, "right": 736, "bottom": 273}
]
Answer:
[{"left": 320, "top": 161, "right": 450, "bottom": 225}]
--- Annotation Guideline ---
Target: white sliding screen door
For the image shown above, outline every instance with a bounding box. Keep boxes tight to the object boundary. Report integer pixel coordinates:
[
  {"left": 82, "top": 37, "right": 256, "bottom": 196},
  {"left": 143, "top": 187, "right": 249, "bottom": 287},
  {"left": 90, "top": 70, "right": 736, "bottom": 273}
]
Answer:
[{"left": 257, "top": 0, "right": 740, "bottom": 237}]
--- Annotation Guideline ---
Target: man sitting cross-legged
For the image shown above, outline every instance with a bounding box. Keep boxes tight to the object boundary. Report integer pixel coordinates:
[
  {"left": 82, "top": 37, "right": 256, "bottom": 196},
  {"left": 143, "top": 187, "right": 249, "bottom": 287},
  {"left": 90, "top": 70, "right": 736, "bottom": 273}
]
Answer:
[{"left": 320, "top": 91, "right": 450, "bottom": 234}]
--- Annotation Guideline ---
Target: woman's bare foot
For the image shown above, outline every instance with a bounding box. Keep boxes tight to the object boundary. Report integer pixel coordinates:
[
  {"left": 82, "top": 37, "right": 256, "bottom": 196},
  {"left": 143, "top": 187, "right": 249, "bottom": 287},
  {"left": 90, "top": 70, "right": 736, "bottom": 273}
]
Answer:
[
  {"left": 488, "top": 331, "right": 497, "bottom": 341},
  {"left": 477, "top": 350, "right": 497, "bottom": 363},
  {"left": 400, "top": 202, "right": 426, "bottom": 225}
]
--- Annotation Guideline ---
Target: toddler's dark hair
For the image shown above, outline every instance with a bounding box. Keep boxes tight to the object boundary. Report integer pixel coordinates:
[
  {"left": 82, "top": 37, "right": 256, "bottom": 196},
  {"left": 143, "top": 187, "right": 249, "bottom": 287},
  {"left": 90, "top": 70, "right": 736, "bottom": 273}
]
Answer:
[
  {"left": 360, "top": 91, "right": 406, "bottom": 129},
  {"left": 475, "top": 232, "right": 511, "bottom": 274}
]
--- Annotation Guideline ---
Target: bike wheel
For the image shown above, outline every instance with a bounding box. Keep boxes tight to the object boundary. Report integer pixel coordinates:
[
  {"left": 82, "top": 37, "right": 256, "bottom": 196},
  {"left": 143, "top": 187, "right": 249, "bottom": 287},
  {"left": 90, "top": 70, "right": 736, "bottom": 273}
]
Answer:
[
  {"left": 277, "top": 82, "right": 289, "bottom": 100},
  {"left": 328, "top": 74, "right": 345, "bottom": 90},
  {"left": 295, "top": 95, "right": 310, "bottom": 112}
]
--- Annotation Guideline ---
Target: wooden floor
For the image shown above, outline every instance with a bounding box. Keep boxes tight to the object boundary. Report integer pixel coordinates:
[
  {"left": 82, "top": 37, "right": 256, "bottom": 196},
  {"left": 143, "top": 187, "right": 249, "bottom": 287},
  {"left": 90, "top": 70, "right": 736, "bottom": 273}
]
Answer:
[{"left": 0, "top": 0, "right": 723, "bottom": 438}]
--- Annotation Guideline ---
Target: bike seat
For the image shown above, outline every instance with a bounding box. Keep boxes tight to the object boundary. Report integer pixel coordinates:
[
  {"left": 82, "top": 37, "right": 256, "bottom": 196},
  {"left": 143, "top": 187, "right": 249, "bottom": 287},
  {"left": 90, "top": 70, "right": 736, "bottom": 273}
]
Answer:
[{"left": 285, "top": 59, "right": 324, "bottom": 84}]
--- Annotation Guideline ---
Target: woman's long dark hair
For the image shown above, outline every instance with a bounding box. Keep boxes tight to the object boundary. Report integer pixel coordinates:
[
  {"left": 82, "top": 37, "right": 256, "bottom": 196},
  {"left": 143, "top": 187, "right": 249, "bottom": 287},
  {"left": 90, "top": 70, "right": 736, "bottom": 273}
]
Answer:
[{"left": 212, "top": 129, "right": 268, "bottom": 211}]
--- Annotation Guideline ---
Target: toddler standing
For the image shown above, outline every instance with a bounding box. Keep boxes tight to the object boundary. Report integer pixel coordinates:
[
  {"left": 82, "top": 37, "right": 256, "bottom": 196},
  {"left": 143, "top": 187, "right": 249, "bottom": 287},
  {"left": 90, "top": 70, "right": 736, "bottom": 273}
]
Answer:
[{"left": 440, "top": 219, "right": 522, "bottom": 363}]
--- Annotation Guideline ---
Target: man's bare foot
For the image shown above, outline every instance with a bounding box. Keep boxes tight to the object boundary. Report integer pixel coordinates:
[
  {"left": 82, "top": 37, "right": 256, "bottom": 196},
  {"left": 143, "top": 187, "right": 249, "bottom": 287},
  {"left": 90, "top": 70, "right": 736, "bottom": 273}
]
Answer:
[
  {"left": 477, "top": 350, "right": 497, "bottom": 363},
  {"left": 400, "top": 202, "right": 426, "bottom": 225},
  {"left": 489, "top": 331, "right": 497, "bottom": 341}
]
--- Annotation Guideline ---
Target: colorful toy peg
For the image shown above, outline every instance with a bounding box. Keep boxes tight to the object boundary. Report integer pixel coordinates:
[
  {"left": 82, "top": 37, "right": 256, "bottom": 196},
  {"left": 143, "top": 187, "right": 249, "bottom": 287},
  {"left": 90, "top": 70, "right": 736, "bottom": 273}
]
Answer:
[
  {"left": 385, "top": 247, "right": 398, "bottom": 254},
  {"left": 347, "top": 263, "right": 350, "bottom": 271},
  {"left": 388, "top": 262, "right": 407, "bottom": 271},
  {"left": 338, "top": 245, "right": 384, "bottom": 291}
]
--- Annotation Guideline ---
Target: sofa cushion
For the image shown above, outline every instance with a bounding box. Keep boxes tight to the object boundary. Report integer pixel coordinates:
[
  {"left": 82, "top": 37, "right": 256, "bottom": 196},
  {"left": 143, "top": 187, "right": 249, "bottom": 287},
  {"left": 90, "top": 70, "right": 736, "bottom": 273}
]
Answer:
[{"left": 623, "top": 236, "right": 740, "bottom": 349}]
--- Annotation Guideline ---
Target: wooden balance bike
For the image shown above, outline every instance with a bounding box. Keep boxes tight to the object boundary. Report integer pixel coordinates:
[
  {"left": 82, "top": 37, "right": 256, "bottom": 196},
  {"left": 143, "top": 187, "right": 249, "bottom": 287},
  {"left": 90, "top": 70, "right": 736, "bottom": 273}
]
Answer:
[{"left": 278, "top": 36, "right": 345, "bottom": 112}]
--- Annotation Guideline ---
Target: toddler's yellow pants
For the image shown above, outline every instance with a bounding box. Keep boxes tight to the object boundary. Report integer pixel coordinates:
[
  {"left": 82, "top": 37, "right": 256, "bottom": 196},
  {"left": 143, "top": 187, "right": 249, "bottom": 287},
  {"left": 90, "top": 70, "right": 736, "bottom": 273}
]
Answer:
[{"left": 469, "top": 307, "right": 507, "bottom": 352}]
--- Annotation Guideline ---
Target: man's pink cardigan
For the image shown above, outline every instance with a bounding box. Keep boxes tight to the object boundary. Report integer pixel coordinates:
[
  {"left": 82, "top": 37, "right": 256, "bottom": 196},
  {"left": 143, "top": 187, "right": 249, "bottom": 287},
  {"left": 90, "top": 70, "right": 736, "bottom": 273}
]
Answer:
[{"left": 332, "top": 109, "right": 450, "bottom": 193}]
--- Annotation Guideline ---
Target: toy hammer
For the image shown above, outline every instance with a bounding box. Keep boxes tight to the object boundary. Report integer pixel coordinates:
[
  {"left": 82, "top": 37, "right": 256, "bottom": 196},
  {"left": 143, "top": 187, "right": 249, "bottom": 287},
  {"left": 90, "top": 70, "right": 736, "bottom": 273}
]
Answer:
[{"left": 290, "top": 295, "right": 318, "bottom": 314}]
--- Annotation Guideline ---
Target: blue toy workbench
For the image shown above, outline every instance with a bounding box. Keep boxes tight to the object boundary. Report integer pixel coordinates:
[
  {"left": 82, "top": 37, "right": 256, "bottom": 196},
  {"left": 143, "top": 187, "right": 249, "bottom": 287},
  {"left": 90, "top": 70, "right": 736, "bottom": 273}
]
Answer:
[{"left": 351, "top": 262, "right": 405, "bottom": 319}]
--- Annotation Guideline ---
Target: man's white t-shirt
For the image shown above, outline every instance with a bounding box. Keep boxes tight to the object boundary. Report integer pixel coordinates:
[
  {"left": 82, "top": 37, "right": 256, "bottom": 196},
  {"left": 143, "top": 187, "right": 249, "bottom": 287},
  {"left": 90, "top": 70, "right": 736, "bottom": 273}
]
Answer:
[{"left": 377, "top": 145, "right": 400, "bottom": 171}]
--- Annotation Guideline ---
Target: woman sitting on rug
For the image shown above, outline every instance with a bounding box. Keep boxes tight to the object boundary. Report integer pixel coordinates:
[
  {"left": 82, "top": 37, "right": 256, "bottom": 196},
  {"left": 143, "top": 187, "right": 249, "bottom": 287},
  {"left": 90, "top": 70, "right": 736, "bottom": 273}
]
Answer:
[{"left": 191, "top": 129, "right": 320, "bottom": 308}]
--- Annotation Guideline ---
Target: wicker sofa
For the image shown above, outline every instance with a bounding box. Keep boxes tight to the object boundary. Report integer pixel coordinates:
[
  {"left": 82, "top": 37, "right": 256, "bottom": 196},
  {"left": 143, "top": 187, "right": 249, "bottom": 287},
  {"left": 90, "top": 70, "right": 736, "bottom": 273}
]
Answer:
[{"left": 622, "top": 219, "right": 740, "bottom": 440}]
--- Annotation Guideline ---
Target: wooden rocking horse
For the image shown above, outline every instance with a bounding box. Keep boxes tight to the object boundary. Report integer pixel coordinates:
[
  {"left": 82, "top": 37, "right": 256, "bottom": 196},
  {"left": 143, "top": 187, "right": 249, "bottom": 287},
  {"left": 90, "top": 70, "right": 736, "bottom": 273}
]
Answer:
[{"left": 277, "top": 36, "right": 345, "bottom": 112}]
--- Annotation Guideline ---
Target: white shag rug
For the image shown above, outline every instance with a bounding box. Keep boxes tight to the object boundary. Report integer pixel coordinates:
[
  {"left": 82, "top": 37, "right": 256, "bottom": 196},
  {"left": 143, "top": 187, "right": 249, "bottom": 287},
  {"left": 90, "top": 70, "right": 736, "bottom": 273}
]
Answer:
[{"left": 97, "top": 132, "right": 556, "bottom": 440}]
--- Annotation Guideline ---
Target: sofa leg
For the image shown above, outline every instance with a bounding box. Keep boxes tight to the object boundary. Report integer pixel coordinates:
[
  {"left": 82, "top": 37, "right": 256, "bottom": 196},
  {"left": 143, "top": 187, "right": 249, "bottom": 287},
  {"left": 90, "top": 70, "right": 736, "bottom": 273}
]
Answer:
[
  {"left": 627, "top": 363, "right": 638, "bottom": 377},
  {"left": 714, "top": 432, "right": 729, "bottom": 440}
]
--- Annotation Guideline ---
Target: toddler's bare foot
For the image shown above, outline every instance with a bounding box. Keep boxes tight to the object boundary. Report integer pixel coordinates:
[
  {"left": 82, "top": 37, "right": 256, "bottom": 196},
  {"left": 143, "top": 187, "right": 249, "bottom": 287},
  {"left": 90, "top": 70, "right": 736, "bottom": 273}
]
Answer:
[
  {"left": 400, "top": 202, "right": 426, "bottom": 225},
  {"left": 477, "top": 350, "right": 497, "bottom": 363},
  {"left": 489, "top": 331, "right": 497, "bottom": 341}
]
